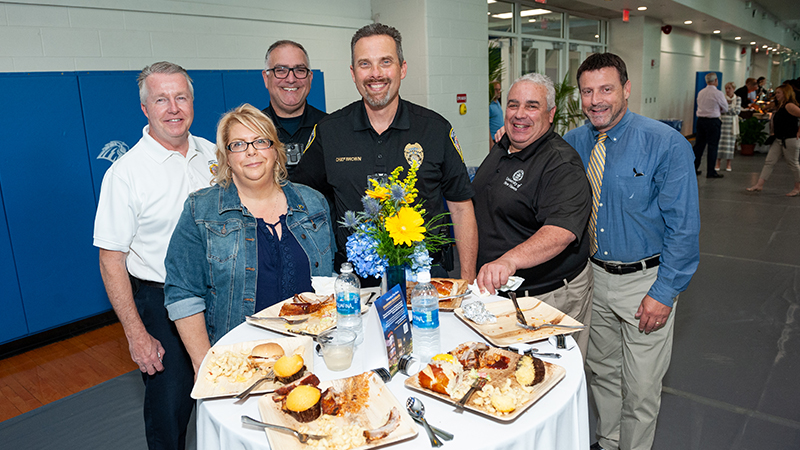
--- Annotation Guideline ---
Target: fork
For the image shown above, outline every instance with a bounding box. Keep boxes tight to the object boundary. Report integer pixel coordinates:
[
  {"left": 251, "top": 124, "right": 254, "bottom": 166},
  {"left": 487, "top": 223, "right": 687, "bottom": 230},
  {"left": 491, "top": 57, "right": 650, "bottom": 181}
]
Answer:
[
  {"left": 457, "top": 377, "right": 487, "bottom": 407},
  {"left": 241, "top": 416, "right": 328, "bottom": 443},
  {"left": 515, "top": 322, "right": 586, "bottom": 332},
  {"left": 234, "top": 369, "right": 274, "bottom": 401},
  {"left": 246, "top": 315, "right": 308, "bottom": 325}
]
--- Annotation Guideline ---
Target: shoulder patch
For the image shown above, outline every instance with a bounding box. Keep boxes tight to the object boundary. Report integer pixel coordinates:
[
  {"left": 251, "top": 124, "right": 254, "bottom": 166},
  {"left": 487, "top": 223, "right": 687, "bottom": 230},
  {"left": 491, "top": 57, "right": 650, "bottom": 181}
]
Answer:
[
  {"left": 449, "top": 128, "right": 464, "bottom": 162},
  {"left": 304, "top": 124, "right": 317, "bottom": 153}
]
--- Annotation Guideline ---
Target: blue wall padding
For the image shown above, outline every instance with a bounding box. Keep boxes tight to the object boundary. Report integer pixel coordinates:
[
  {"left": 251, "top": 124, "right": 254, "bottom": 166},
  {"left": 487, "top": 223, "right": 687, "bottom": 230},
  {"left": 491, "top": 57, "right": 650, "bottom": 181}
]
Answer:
[{"left": 0, "top": 68, "right": 326, "bottom": 344}]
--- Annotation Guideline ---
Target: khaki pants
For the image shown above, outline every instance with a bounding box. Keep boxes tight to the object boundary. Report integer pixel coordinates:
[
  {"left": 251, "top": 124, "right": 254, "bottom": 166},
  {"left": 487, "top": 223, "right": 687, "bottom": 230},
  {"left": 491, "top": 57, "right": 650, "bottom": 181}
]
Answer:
[
  {"left": 759, "top": 138, "right": 800, "bottom": 182},
  {"left": 530, "top": 261, "right": 593, "bottom": 359},
  {"left": 588, "top": 263, "right": 676, "bottom": 450}
]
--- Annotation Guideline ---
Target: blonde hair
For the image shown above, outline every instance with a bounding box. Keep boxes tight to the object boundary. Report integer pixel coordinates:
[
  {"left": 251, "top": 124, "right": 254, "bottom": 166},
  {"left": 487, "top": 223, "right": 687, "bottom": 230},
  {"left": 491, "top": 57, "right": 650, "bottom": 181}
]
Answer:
[
  {"left": 724, "top": 81, "right": 736, "bottom": 92},
  {"left": 775, "top": 84, "right": 798, "bottom": 109},
  {"left": 213, "top": 104, "right": 287, "bottom": 188}
]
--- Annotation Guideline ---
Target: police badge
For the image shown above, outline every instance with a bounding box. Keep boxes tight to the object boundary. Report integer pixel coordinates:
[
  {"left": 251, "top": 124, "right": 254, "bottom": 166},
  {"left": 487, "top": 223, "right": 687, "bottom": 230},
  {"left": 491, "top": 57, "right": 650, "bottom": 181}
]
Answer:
[{"left": 404, "top": 142, "right": 423, "bottom": 167}]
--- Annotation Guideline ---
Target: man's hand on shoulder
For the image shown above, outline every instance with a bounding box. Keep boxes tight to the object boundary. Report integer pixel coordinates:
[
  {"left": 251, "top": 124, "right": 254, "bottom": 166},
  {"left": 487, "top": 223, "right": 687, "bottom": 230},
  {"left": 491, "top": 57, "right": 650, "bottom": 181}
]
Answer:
[
  {"left": 476, "top": 258, "right": 517, "bottom": 295},
  {"left": 634, "top": 295, "right": 672, "bottom": 334}
]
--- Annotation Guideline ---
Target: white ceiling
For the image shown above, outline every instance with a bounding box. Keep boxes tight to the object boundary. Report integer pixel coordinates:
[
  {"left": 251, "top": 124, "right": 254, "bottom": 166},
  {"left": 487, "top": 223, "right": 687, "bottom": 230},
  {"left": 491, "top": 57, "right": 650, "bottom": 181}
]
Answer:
[{"left": 525, "top": 0, "right": 800, "bottom": 55}]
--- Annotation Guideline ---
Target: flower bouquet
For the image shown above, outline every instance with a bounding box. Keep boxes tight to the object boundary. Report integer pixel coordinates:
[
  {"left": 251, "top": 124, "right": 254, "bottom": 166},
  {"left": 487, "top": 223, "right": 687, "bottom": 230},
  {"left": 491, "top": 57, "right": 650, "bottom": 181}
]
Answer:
[{"left": 341, "top": 164, "right": 452, "bottom": 279}]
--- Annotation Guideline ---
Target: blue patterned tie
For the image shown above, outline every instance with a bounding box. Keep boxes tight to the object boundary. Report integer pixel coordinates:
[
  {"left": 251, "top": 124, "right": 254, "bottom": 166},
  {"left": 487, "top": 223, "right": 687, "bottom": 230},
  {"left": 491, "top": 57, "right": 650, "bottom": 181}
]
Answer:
[{"left": 587, "top": 132, "right": 607, "bottom": 256}]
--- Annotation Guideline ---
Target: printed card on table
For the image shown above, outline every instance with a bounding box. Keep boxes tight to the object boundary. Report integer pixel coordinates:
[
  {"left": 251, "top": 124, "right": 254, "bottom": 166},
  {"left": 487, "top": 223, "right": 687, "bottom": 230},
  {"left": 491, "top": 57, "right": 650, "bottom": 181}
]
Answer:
[{"left": 374, "top": 284, "right": 413, "bottom": 376}]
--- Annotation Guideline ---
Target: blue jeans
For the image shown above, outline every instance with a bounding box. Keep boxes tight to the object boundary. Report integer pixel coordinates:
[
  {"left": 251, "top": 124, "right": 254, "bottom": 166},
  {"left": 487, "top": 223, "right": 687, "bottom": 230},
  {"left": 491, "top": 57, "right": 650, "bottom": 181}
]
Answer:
[{"left": 132, "top": 278, "right": 195, "bottom": 450}]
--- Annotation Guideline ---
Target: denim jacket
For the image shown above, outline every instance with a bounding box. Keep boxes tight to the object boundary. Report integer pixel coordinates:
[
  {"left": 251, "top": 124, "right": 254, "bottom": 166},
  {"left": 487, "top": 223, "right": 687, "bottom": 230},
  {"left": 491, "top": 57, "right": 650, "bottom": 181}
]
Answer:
[{"left": 164, "top": 180, "right": 334, "bottom": 344}]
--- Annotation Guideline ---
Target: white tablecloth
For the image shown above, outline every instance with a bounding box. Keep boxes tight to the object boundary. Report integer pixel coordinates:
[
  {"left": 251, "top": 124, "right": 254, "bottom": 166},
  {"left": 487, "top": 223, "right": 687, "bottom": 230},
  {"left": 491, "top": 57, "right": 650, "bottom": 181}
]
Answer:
[{"left": 197, "top": 295, "right": 590, "bottom": 450}]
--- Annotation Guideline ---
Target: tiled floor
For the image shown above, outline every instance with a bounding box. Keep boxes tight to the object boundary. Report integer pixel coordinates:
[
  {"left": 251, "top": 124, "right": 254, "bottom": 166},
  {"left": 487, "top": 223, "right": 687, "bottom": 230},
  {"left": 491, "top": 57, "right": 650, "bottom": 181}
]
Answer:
[{"left": 653, "top": 150, "right": 800, "bottom": 448}]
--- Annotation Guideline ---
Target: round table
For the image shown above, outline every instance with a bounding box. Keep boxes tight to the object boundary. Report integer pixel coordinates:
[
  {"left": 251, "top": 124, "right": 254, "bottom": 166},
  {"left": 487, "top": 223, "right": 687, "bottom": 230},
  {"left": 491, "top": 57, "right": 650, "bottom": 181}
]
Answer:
[{"left": 196, "top": 295, "right": 590, "bottom": 450}]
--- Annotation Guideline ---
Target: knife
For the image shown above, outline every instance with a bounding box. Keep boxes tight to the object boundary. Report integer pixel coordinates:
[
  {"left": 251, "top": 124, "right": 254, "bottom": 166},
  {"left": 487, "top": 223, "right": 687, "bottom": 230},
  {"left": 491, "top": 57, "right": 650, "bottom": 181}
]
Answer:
[{"left": 508, "top": 291, "right": 528, "bottom": 327}]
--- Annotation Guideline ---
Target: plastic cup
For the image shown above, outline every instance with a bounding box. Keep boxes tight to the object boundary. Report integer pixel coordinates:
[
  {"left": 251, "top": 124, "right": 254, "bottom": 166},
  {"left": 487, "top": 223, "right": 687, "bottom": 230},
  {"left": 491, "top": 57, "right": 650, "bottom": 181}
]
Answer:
[{"left": 318, "top": 329, "right": 356, "bottom": 371}]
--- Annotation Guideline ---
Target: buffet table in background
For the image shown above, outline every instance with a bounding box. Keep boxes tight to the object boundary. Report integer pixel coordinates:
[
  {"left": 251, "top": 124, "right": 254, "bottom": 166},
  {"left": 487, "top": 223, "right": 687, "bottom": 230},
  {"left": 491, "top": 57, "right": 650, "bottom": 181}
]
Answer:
[{"left": 196, "top": 294, "right": 590, "bottom": 450}]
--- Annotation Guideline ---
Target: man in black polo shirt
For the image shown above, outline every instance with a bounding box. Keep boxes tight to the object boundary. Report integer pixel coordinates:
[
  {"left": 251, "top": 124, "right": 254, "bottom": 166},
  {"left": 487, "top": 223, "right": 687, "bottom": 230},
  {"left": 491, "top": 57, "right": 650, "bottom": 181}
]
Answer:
[
  {"left": 261, "top": 40, "right": 326, "bottom": 177},
  {"left": 473, "top": 73, "right": 592, "bottom": 356},
  {"left": 292, "top": 23, "right": 478, "bottom": 281}
]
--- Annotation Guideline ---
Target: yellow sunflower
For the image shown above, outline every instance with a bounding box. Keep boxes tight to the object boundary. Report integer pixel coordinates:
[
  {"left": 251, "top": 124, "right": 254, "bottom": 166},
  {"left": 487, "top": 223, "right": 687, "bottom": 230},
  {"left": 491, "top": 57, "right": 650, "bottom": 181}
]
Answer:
[
  {"left": 366, "top": 184, "right": 391, "bottom": 201},
  {"left": 385, "top": 207, "right": 426, "bottom": 246}
]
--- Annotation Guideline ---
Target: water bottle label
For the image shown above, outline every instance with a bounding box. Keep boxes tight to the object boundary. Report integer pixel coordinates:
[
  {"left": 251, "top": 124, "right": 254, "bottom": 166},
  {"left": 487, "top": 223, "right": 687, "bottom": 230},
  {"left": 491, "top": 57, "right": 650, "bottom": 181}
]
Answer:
[
  {"left": 412, "top": 309, "right": 439, "bottom": 329},
  {"left": 336, "top": 292, "right": 360, "bottom": 315}
]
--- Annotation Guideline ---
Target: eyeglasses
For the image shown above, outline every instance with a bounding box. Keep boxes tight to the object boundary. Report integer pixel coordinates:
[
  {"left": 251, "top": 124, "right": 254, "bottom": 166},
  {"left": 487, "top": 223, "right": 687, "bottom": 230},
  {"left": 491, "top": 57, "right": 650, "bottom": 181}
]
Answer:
[
  {"left": 266, "top": 65, "right": 310, "bottom": 79},
  {"left": 227, "top": 139, "right": 273, "bottom": 153}
]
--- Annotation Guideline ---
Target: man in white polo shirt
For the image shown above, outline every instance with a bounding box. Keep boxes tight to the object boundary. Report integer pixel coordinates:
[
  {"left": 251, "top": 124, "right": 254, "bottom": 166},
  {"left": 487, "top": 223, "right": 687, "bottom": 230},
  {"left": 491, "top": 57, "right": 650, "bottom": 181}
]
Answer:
[
  {"left": 693, "top": 72, "right": 728, "bottom": 178},
  {"left": 93, "top": 61, "right": 217, "bottom": 450}
]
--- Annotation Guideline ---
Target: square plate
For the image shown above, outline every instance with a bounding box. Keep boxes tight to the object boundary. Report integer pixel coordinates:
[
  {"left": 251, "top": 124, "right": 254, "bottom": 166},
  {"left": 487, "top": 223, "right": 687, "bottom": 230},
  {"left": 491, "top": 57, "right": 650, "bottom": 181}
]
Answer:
[
  {"left": 247, "top": 294, "right": 370, "bottom": 337},
  {"left": 191, "top": 335, "right": 314, "bottom": 399},
  {"left": 257, "top": 371, "right": 418, "bottom": 449},
  {"left": 454, "top": 296, "right": 584, "bottom": 346},
  {"left": 403, "top": 345, "right": 565, "bottom": 422}
]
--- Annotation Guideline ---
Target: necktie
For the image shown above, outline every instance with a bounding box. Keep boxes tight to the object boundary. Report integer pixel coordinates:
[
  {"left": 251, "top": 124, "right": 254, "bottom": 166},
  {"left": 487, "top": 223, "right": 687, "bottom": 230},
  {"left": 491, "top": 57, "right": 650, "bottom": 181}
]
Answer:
[{"left": 587, "top": 132, "right": 608, "bottom": 256}]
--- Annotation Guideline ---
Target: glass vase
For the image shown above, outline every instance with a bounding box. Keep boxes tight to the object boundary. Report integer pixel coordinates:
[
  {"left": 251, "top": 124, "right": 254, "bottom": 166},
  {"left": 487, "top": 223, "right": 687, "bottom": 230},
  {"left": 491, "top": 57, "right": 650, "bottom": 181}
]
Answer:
[{"left": 381, "top": 264, "right": 408, "bottom": 301}]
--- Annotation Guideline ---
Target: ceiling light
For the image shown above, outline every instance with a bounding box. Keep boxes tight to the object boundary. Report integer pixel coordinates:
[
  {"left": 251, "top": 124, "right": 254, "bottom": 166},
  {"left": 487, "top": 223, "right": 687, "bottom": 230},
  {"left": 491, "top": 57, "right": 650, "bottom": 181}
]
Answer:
[
  {"left": 684, "top": 20, "right": 692, "bottom": 25},
  {"left": 750, "top": 41, "right": 756, "bottom": 45},
  {"left": 492, "top": 13, "right": 512, "bottom": 19},
  {"left": 521, "top": 9, "right": 552, "bottom": 17},
  {"left": 528, "top": 19, "right": 536, "bottom": 22},
  {"left": 735, "top": 36, "right": 741, "bottom": 40},
  {"left": 595, "top": 34, "right": 599, "bottom": 38},
  {"left": 637, "top": 7, "right": 647, "bottom": 11},
  {"left": 762, "top": 45, "right": 767, "bottom": 48},
  {"left": 487, "top": 0, "right": 496, "bottom": 3},
  {"left": 713, "top": 30, "right": 720, "bottom": 34}
]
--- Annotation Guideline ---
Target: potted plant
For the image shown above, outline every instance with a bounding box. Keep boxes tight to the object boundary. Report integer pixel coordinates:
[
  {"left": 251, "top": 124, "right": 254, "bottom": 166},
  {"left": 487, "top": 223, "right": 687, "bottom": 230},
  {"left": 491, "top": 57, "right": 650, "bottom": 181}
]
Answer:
[
  {"left": 553, "top": 73, "right": 583, "bottom": 135},
  {"left": 738, "top": 116, "right": 769, "bottom": 156}
]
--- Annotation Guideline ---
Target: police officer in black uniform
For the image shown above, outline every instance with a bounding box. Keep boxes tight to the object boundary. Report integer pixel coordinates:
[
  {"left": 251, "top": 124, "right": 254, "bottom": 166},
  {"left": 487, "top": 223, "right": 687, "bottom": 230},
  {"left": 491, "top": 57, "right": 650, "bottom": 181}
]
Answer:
[
  {"left": 261, "top": 40, "right": 326, "bottom": 177},
  {"left": 292, "top": 24, "right": 478, "bottom": 282}
]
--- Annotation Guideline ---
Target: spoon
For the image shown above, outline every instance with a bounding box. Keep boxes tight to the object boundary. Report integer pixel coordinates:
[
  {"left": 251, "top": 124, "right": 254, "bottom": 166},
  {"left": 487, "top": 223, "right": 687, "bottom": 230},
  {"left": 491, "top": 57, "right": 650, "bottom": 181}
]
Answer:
[{"left": 406, "top": 397, "right": 446, "bottom": 446}]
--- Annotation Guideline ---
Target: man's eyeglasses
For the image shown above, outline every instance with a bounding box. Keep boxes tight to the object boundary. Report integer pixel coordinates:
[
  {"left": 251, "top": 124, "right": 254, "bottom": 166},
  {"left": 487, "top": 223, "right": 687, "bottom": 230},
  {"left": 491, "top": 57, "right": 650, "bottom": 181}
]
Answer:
[
  {"left": 227, "top": 139, "right": 273, "bottom": 153},
  {"left": 266, "top": 66, "right": 310, "bottom": 79}
]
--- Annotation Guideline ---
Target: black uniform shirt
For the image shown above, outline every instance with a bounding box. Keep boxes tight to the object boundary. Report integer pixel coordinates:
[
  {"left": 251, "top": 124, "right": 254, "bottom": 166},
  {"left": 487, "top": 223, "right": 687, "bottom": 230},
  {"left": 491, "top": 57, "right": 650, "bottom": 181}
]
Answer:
[
  {"left": 291, "top": 98, "right": 474, "bottom": 260},
  {"left": 472, "top": 127, "right": 591, "bottom": 294},
  {"left": 262, "top": 102, "right": 327, "bottom": 175}
]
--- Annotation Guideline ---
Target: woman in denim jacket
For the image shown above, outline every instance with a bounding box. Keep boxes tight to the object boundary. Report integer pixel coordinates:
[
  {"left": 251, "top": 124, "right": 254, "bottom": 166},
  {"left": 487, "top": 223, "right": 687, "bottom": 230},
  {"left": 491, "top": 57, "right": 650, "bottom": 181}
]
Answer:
[{"left": 164, "top": 104, "right": 334, "bottom": 374}]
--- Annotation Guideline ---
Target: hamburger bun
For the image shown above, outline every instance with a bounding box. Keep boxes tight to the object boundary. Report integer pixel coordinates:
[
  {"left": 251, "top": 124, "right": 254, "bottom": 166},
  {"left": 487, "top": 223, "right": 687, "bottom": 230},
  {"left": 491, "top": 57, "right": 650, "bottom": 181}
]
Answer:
[{"left": 250, "top": 342, "right": 285, "bottom": 360}]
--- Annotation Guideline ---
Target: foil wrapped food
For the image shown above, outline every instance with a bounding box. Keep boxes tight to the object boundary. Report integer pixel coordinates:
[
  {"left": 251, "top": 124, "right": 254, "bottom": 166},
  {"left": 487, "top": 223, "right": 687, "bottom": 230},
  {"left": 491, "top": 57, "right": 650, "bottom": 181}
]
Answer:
[{"left": 462, "top": 300, "right": 497, "bottom": 325}]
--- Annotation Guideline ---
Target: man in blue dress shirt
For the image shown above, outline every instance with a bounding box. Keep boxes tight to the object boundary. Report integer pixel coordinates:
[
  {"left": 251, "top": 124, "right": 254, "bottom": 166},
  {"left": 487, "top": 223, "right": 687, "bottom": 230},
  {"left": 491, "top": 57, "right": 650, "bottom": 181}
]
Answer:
[{"left": 564, "top": 53, "right": 700, "bottom": 450}]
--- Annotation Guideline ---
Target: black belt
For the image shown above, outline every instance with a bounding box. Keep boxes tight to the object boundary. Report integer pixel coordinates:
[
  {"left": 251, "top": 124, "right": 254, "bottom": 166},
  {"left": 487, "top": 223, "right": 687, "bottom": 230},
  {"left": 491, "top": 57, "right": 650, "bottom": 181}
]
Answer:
[
  {"left": 590, "top": 255, "right": 660, "bottom": 275},
  {"left": 501, "top": 260, "right": 587, "bottom": 297},
  {"left": 130, "top": 275, "right": 164, "bottom": 290}
]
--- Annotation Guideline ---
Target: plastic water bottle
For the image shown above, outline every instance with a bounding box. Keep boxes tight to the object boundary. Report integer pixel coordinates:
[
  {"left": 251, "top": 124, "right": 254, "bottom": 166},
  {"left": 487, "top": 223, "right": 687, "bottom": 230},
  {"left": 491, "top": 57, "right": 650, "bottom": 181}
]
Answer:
[
  {"left": 411, "top": 269, "right": 440, "bottom": 363},
  {"left": 335, "top": 262, "right": 363, "bottom": 345}
]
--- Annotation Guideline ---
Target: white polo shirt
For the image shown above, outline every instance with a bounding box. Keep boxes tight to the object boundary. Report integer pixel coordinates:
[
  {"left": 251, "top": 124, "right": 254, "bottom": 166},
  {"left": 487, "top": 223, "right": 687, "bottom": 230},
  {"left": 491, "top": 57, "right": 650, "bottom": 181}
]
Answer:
[{"left": 93, "top": 126, "right": 218, "bottom": 283}]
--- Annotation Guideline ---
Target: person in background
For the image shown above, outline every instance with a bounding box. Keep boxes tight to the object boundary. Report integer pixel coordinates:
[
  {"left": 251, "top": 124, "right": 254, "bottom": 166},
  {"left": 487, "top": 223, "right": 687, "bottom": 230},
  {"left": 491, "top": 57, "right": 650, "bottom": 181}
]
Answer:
[
  {"left": 755, "top": 76, "right": 767, "bottom": 101},
  {"left": 735, "top": 78, "right": 757, "bottom": 109},
  {"left": 93, "top": 61, "right": 217, "bottom": 450},
  {"left": 716, "top": 81, "right": 741, "bottom": 172},
  {"left": 564, "top": 53, "right": 700, "bottom": 450},
  {"left": 261, "top": 40, "right": 327, "bottom": 177},
  {"left": 292, "top": 23, "right": 478, "bottom": 282},
  {"left": 489, "top": 80, "right": 503, "bottom": 149},
  {"left": 746, "top": 84, "right": 800, "bottom": 197},
  {"left": 693, "top": 72, "right": 728, "bottom": 178},
  {"left": 164, "top": 104, "right": 334, "bottom": 372},
  {"left": 473, "top": 73, "right": 593, "bottom": 357}
]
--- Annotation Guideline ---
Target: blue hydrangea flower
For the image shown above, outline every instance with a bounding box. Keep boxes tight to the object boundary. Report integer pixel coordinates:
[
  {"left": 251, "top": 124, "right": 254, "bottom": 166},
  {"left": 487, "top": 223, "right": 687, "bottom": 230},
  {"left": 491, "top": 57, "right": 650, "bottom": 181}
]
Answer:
[
  {"left": 410, "top": 243, "right": 432, "bottom": 274},
  {"left": 345, "top": 227, "right": 387, "bottom": 278}
]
